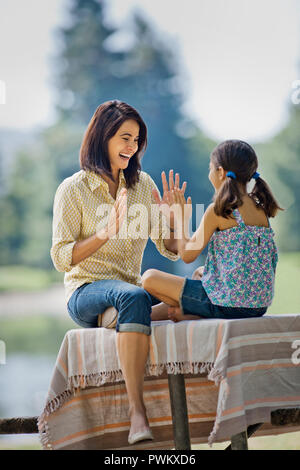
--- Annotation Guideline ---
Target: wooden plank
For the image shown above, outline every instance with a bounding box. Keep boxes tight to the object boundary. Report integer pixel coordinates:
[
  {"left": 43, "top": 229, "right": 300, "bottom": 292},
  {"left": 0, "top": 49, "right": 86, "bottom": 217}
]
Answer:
[
  {"left": 167, "top": 374, "right": 191, "bottom": 450},
  {"left": 271, "top": 409, "right": 300, "bottom": 426}
]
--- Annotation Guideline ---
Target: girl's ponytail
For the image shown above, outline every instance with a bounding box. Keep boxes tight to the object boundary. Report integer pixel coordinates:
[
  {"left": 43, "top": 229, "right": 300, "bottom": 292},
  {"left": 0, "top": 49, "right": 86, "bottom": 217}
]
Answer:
[
  {"left": 213, "top": 176, "right": 243, "bottom": 219},
  {"left": 210, "top": 140, "right": 284, "bottom": 219},
  {"left": 249, "top": 174, "right": 283, "bottom": 218}
]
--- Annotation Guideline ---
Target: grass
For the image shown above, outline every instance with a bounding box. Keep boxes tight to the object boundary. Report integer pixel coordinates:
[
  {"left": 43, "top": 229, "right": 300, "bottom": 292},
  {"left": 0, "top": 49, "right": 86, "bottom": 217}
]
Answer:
[
  {"left": 192, "top": 430, "right": 300, "bottom": 450},
  {"left": 0, "top": 265, "right": 63, "bottom": 292},
  {"left": 267, "top": 251, "right": 300, "bottom": 315}
]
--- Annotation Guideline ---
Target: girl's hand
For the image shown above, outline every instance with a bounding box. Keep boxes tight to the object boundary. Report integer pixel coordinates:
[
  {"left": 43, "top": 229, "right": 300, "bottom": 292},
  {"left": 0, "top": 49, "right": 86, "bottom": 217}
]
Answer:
[
  {"left": 169, "top": 187, "right": 192, "bottom": 232},
  {"left": 152, "top": 170, "right": 187, "bottom": 228},
  {"left": 97, "top": 188, "right": 127, "bottom": 239}
]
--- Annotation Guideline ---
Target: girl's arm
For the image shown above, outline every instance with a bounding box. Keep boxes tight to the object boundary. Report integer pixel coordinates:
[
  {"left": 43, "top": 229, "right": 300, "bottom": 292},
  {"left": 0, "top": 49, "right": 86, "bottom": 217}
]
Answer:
[
  {"left": 179, "top": 203, "right": 219, "bottom": 263},
  {"left": 172, "top": 189, "right": 219, "bottom": 264}
]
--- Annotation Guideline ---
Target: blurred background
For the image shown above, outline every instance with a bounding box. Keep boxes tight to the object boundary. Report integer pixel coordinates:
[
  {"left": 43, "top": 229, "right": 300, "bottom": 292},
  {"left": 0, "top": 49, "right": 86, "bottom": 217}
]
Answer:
[{"left": 0, "top": 0, "right": 300, "bottom": 449}]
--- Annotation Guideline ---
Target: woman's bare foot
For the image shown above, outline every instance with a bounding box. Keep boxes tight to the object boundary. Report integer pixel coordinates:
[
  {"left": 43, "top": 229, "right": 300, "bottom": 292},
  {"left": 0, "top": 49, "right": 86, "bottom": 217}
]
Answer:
[
  {"left": 168, "top": 306, "right": 201, "bottom": 323},
  {"left": 128, "top": 407, "right": 151, "bottom": 439}
]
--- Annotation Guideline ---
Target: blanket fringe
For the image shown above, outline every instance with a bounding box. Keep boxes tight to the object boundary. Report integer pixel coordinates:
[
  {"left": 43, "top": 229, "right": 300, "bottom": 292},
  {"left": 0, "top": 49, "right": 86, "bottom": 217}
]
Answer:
[
  {"left": 38, "top": 361, "right": 213, "bottom": 449},
  {"left": 207, "top": 366, "right": 229, "bottom": 447},
  {"left": 147, "top": 361, "right": 213, "bottom": 376}
]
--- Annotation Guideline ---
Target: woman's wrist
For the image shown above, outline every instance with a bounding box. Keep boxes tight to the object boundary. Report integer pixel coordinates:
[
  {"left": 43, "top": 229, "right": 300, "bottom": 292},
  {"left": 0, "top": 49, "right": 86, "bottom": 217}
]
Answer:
[{"left": 95, "top": 228, "right": 110, "bottom": 241}]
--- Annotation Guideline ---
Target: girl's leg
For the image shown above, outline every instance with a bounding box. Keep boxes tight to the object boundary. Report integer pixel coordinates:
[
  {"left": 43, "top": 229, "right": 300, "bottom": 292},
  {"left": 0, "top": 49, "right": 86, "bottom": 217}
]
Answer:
[
  {"left": 142, "top": 269, "right": 204, "bottom": 323},
  {"left": 168, "top": 306, "right": 203, "bottom": 322},
  {"left": 150, "top": 302, "right": 169, "bottom": 321},
  {"left": 141, "top": 269, "right": 185, "bottom": 306}
]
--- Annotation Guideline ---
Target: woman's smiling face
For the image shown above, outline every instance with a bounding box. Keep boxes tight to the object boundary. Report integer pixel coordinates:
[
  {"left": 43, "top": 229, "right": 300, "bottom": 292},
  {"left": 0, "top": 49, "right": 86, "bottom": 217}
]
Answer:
[{"left": 107, "top": 119, "right": 140, "bottom": 175}]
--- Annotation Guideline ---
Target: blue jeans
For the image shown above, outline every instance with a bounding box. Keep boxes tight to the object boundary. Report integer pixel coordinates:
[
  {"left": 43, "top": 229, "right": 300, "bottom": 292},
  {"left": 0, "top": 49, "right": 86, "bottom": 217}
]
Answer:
[
  {"left": 67, "top": 280, "right": 161, "bottom": 335},
  {"left": 179, "top": 278, "right": 267, "bottom": 319}
]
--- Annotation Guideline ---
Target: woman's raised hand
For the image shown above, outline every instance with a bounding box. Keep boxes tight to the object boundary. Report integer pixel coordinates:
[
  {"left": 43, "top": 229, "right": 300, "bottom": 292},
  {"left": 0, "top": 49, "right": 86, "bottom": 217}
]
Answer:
[
  {"left": 152, "top": 170, "right": 188, "bottom": 228},
  {"left": 97, "top": 188, "right": 127, "bottom": 239}
]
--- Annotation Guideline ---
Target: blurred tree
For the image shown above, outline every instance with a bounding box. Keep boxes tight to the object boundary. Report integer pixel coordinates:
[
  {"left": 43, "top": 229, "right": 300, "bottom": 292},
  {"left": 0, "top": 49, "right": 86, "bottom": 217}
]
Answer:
[
  {"left": 256, "top": 104, "right": 300, "bottom": 252},
  {"left": 0, "top": 0, "right": 215, "bottom": 272},
  {"left": 53, "top": 0, "right": 125, "bottom": 125}
]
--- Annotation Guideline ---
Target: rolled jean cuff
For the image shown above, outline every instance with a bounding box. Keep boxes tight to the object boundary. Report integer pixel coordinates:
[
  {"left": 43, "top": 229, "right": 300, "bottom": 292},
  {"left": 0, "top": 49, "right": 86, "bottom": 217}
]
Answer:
[
  {"left": 118, "top": 323, "right": 151, "bottom": 336},
  {"left": 178, "top": 277, "right": 188, "bottom": 312}
]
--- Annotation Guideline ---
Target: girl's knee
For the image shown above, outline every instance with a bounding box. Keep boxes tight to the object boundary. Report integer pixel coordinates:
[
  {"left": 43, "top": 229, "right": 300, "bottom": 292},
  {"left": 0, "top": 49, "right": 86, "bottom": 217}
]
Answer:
[{"left": 141, "top": 269, "right": 160, "bottom": 291}]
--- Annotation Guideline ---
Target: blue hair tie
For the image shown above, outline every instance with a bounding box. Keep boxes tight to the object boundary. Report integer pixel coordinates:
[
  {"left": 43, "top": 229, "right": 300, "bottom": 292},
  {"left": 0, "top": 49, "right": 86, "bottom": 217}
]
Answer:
[
  {"left": 252, "top": 172, "right": 260, "bottom": 180},
  {"left": 227, "top": 171, "right": 236, "bottom": 180}
]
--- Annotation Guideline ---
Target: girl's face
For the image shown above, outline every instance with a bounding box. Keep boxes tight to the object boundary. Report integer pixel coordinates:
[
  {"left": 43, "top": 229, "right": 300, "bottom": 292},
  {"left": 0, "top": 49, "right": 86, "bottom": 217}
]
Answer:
[
  {"left": 208, "top": 159, "right": 226, "bottom": 191},
  {"left": 107, "top": 119, "right": 140, "bottom": 175}
]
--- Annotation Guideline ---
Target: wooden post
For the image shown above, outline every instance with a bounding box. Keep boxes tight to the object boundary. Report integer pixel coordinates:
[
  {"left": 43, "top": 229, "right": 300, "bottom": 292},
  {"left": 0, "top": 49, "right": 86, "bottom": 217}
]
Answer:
[
  {"left": 167, "top": 373, "right": 191, "bottom": 450},
  {"left": 230, "top": 430, "right": 248, "bottom": 450},
  {"left": 0, "top": 417, "right": 38, "bottom": 434}
]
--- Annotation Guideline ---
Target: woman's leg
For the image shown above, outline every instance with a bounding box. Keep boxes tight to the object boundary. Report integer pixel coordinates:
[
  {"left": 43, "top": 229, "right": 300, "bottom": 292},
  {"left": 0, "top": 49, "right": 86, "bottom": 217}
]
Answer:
[
  {"left": 116, "top": 332, "right": 150, "bottom": 438},
  {"left": 71, "top": 279, "right": 154, "bottom": 438}
]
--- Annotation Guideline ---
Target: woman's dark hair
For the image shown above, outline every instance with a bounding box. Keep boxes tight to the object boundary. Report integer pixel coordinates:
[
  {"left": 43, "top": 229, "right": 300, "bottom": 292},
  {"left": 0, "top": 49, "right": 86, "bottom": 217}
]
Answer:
[
  {"left": 210, "top": 139, "right": 283, "bottom": 219},
  {"left": 79, "top": 100, "right": 147, "bottom": 188}
]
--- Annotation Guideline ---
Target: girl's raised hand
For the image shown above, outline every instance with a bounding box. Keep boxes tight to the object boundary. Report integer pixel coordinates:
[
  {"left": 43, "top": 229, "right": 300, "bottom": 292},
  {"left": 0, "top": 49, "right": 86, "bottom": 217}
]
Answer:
[{"left": 170, "top": 188, "right": 192, "bottom": 231}]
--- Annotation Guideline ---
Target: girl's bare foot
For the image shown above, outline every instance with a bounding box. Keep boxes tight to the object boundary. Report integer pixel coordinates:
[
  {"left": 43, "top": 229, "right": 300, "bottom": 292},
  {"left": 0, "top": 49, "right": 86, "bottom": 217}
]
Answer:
[{"left": 168, "top": 306, "right": 202, "bottom": 323}]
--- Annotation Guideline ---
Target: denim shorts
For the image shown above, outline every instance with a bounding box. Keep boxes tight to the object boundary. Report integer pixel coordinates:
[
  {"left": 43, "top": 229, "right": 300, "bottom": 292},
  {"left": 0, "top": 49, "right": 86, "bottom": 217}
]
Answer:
[
  {"left": 179, "top": 277, "right": 267, "bottom": 319},
  {"left": 67, "top": 279, "right": 161, "bottom": 335}
]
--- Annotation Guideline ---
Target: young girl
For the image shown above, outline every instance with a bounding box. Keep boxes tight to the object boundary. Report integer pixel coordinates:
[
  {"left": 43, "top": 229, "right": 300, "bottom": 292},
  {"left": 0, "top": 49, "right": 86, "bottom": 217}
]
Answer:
[{"left": 142, "top": 139, "right": 282, "bottom": 322}]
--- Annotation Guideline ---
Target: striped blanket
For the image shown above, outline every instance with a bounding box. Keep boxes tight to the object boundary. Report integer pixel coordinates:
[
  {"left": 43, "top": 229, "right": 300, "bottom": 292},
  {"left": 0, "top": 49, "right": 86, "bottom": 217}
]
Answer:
[{"left": 38, "top": 315, "right": 300, "bottom": 449}]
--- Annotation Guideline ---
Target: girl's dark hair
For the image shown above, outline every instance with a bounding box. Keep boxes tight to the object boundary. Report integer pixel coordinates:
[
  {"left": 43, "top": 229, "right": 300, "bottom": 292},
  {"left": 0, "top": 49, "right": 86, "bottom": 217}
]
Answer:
[
  {"left": 79, "top": 100, "right": 147, "bottom": 188},
  {"left": 210, "top": 139, "right": 283, "bottom": 219}
]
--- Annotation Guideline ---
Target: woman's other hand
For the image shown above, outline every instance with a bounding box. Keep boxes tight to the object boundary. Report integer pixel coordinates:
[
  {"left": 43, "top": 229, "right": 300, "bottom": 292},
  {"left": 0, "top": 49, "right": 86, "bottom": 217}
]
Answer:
[{"left": 97, "top": 188, "right": 127, "bottom": 239}]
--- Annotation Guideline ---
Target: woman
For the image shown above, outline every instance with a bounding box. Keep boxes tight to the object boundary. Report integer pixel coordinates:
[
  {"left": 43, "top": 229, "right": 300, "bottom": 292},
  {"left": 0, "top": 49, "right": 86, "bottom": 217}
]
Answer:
[{"left": 50, "top": 100, "right": 185, "bottom": 444}]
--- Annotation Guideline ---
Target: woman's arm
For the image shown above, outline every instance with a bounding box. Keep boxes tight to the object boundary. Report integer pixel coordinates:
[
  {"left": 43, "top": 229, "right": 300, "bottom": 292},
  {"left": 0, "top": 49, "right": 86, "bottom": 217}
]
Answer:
[
  {"left": 51, "top": 180, "right": 127, "bottom": 270},
  {"left": 71, "top": 232, "right": 108, "bottom": 266},
  {"left": 71, "top": 188, "right": 127, "bottom": 266}
]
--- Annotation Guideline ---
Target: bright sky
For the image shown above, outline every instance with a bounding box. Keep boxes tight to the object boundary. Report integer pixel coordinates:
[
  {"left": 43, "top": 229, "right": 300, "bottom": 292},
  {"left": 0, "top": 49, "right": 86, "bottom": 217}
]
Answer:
[{"left": 0, "top": 0, "right": 300, "bottom": 142}]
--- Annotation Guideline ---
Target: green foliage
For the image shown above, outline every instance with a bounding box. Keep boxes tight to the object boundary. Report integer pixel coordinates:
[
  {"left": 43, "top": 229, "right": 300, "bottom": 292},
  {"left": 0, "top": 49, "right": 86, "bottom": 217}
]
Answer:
[
  {"left": 0, "top": 315, "right": 77, "bottom": 355},
  {"left": 256, "top": 105, "right": 300, "bottom": 251},
  {"left": 267, "top": 251, "right": 300, "bottom": 314},
  {"left": 0, "top": 265, "right": 63, "bottom": 292}
]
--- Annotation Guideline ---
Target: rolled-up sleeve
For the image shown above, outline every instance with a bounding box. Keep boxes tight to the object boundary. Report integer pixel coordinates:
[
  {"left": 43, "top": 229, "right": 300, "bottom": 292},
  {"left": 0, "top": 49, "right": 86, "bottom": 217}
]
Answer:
[
  {"left": 50, "top": 181, "right": 81, "bottom": 272},
  {"left": 148, "top": 174, "right": 180, "bottom": 262}
]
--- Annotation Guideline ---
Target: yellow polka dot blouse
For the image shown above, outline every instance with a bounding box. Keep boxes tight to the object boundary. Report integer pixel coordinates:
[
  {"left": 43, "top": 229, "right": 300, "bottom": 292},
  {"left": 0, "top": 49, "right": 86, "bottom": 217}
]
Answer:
[{"left": 51, "top": 169, "right": 179, "bottom": 303}]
